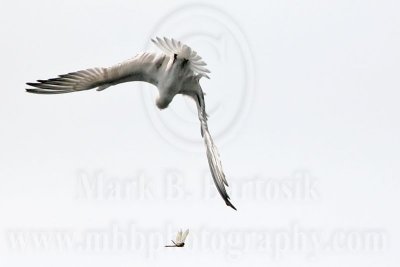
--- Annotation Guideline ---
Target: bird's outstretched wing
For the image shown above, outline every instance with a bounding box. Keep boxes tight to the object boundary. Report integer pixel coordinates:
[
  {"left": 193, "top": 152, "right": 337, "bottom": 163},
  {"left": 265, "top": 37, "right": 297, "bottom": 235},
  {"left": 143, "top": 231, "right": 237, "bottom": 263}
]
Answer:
[
  {"left": 191, "top": 90, "right": 236, "bottom": 210},
  {"left": 26, "top": 53, "right": 165, "bottom": 94}
]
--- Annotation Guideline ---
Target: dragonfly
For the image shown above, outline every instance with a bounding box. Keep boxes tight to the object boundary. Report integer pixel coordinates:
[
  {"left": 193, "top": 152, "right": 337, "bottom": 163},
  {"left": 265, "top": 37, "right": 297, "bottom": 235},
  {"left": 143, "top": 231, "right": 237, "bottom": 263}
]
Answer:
[
  {"left": 26, "top": 37, "right": 236, "bottom": 210},
  {"left": 165, "top": 229, "right": 189, "bottom": 247}
]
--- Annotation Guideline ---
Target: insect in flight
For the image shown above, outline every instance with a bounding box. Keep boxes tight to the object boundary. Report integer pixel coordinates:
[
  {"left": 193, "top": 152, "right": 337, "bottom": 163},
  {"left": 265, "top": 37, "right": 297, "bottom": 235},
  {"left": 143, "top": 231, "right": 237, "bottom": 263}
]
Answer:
[{"left": 165, "top": 229, "right": 189, "bottom": 247}]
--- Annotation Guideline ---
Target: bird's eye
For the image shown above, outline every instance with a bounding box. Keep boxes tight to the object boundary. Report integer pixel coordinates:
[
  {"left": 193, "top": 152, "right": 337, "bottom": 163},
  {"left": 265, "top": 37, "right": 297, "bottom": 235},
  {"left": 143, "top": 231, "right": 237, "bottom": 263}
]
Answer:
[{"left": 173, "top": 53, "right": 177, "bottom": 63}]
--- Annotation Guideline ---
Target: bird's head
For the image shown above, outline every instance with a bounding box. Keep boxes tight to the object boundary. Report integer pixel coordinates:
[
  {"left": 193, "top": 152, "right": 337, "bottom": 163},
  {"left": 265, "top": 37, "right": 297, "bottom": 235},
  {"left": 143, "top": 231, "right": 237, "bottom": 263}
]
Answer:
[{"left": 155, "top": 94, "right": 173, "bottom": 109}]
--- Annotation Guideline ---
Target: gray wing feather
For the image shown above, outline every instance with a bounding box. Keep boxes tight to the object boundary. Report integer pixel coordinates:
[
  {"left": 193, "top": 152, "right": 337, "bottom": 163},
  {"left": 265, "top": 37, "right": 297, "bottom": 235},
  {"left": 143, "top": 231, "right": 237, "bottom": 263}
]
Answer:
[{"left": 26, "top": 68, "right": 108, "bottom": 94}]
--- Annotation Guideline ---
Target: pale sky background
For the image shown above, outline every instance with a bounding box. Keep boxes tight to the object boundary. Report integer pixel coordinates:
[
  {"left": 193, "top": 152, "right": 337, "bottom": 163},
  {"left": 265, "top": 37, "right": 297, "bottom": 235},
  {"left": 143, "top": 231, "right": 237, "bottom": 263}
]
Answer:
[{"left": 0, "top": 0, "right": 400, "bottom": 266}]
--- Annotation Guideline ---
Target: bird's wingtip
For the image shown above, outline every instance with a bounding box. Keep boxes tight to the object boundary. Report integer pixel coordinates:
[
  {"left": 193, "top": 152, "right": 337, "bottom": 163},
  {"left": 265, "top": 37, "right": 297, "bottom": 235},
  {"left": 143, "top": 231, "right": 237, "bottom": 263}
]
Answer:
[{"left": 226, "top": 200, "right": 237, "bottom": 211}]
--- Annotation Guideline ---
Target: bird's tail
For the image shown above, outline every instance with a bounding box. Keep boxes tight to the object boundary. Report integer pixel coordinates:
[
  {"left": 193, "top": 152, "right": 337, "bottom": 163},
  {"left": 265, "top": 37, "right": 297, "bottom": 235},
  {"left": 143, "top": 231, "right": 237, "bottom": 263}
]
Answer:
[{"left": 26, "top": 67, "right": 111, "bottom": 94}]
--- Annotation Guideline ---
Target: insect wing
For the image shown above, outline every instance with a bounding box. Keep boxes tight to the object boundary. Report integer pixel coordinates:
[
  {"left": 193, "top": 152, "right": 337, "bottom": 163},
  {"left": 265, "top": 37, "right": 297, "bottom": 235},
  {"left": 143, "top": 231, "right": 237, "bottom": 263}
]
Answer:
[
  {"left": 181, "top": 229, "right": 189, "bottom": 243},
  {"left": 175, "top": 230, "right": 183, "bottom": 243}
]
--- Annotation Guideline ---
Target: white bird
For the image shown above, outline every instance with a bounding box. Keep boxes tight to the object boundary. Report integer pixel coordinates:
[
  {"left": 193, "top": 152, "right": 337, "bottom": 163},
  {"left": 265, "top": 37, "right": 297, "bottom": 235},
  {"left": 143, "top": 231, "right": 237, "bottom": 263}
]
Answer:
[
  {"left": 26, "top": 37, "right": 236, "bottom": 210},
  {"left": 165, "top": 229, "right": 189, "bottom": 247}
]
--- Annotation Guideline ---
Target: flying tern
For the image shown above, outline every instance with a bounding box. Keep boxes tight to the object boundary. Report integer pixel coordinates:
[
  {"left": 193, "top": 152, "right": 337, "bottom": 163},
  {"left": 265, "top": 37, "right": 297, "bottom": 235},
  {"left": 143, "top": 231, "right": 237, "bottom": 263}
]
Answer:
[{"left": 26, "top": 37, "right": 236, "bottom": 210}]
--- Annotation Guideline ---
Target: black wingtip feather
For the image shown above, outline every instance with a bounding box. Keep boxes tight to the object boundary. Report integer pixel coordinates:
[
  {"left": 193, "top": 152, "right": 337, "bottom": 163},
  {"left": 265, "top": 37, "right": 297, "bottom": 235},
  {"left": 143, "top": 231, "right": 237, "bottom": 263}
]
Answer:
[
  {"left": 26, "top": 88, "right": 43, "bottom": 94},
  {"left": 227, "top": 201, "right": 237, "bottom": 210},
  {"left": 26, "top": 88, "right": 73, "bottom": 94}
]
